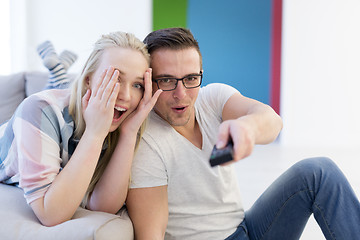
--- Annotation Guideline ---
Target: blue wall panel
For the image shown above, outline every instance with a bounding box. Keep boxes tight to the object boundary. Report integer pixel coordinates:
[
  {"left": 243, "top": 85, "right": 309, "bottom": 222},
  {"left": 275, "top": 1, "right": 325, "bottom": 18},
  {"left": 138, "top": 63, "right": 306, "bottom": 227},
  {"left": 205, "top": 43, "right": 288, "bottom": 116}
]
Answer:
[{"left": 187, "top": 0, "right": 271, "bottom": 104}]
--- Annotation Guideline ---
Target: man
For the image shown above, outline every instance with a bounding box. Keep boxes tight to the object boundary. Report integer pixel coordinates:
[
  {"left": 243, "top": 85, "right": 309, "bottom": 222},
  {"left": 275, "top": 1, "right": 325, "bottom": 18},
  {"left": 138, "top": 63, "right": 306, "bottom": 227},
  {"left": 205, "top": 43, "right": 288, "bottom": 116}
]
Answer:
[{"left": 126, "top": 28, "right": 360, "bottom": 240}]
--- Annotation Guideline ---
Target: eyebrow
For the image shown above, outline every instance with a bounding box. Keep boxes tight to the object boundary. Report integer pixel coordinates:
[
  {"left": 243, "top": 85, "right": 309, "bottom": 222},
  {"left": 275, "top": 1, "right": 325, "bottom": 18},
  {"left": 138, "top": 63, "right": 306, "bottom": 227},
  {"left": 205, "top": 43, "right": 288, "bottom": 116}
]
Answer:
[
  {"left": 115, "top": 68, "right": 144, "bottom": 81},
  {"left": 154, "top": 72, "right": 200, "bottom": 79}
]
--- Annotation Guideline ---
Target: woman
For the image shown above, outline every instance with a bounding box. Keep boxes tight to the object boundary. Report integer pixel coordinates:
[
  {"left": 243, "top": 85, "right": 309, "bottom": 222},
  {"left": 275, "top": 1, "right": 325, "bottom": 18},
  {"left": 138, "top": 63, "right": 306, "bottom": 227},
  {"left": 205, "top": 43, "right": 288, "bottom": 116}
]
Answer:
[{"left": 0, "top": 31, "right": 162, "bottom": 226}]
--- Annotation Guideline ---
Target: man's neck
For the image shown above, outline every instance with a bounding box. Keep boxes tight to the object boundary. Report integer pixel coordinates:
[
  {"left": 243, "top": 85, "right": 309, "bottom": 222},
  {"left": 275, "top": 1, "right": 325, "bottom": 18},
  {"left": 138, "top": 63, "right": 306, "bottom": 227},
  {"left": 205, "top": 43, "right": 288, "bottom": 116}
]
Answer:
[{"left": 173, "top": 115, "right": 202, "bottom": 149}]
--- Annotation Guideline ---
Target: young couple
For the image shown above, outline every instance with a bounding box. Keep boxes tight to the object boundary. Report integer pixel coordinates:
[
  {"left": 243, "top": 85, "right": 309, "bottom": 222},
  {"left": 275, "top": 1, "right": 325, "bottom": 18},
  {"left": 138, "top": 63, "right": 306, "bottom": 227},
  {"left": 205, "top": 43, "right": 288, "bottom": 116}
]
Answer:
[{"left": 1, "top": 28, "right": 359, "bottom": 240}]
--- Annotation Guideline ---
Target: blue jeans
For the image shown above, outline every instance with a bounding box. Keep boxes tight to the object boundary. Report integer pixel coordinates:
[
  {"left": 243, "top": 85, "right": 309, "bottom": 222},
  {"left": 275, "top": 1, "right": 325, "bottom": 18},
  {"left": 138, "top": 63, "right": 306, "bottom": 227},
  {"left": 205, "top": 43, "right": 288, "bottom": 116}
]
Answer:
[{"left": 226, "top": 157, "right": 360, "bottom": 240}]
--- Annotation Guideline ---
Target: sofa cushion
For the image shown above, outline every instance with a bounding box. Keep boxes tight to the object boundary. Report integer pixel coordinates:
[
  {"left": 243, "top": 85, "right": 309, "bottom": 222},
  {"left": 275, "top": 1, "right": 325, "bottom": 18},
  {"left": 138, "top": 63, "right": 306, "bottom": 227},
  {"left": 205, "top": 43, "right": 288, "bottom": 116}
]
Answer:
[
  {"left": 0, "top": 183, "right": 134, "bottom": 240},
  {"left": 0, "top": 72, "right": 26, "bottom": 124}
]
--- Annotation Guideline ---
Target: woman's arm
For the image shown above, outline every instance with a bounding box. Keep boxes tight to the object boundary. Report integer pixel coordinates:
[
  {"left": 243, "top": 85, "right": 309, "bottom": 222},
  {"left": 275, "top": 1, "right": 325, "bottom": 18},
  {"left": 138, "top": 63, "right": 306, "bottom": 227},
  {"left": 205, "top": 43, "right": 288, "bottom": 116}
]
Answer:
[
  {"left": 86, "top": 129, "right": 137, "bottom": 213},
  {"left": 30, "top": 131, "right": 104, "bottom": 226},
  {"left": 30, "top": 67, "right": 120, "bottom": 226}
]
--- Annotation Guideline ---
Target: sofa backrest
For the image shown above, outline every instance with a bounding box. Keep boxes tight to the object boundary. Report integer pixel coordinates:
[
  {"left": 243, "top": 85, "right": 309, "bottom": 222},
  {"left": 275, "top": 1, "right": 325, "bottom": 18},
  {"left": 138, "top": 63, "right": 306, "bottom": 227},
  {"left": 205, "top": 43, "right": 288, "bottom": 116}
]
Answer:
[
  {"left": 0, "top": 71, "right": 77, "bottom": 125},
  {"left": 0, "top": 72, "right": 27, "bottom": 125},
  {"left": 0, "top": 72, "right": 52, "bottom": 125},
  {"left": 24, "top": 71, "right": 49, "bottom": 97}
]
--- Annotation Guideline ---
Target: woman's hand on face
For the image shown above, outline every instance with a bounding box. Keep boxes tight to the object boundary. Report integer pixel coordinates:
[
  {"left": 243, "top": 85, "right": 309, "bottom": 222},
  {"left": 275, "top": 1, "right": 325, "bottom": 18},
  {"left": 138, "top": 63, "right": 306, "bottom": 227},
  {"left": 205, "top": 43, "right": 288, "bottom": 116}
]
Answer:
[
  {"left": 120, "top": 68, "right": 162, "bottom": 134},
  {"left": 82, "top": 66, "right": 120, "bottom": 140}
]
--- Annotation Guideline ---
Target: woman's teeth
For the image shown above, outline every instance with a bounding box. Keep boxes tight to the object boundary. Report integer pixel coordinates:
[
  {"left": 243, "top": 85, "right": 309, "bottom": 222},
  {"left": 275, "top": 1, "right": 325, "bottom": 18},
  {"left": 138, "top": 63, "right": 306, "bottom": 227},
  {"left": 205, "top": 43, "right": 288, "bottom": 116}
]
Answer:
[{"left": 114, "top": 106, "right": 126, "bottom": 112}]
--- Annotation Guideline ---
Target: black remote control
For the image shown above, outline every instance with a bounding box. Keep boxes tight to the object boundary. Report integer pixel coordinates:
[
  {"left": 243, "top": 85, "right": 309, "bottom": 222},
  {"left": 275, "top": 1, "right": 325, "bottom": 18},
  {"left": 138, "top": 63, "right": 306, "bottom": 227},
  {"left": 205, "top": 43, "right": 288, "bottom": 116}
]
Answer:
[{"left": 209, "top": 139, "right": 234, "bottom": 167}]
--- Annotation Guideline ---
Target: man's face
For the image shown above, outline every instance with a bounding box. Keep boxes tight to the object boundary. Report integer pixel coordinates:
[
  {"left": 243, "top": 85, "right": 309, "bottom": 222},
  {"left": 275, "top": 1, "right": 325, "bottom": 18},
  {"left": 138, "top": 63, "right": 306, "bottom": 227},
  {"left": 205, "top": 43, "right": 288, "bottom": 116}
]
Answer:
[{"left": 151, "top": 48, "right": 202, "bottom": 128}]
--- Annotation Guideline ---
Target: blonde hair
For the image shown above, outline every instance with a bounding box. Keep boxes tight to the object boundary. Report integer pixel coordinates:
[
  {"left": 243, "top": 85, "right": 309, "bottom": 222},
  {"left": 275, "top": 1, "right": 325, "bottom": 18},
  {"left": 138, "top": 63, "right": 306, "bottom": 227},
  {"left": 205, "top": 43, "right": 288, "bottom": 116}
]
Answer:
[{"left": 68, "top": 31, "right": 150, "bottom": 207}]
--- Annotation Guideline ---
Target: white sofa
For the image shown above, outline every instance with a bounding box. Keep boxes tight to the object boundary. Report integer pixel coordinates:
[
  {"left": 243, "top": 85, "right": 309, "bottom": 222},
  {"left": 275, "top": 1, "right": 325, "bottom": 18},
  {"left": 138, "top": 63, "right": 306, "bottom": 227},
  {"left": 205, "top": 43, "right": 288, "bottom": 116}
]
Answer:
[{"left": 0, "top": 72, "right": 134, "bottom": 240}]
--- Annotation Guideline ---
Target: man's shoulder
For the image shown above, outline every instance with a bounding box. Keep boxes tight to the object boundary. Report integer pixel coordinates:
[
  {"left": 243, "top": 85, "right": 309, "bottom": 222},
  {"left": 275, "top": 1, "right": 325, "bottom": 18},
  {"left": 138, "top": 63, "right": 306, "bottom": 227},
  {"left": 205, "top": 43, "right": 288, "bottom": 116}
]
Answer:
[
  {"left": 143, "top": 111, "right": 173, "bottom": 139},
  {"left": 200, "top": 83, "right": 237, "bottom": 94},
  {"left": 198, "top": 83, "right": 238, "bottom": 102},
  {"left": 196, "top": 83, "right": 238, "bottom": 112}
]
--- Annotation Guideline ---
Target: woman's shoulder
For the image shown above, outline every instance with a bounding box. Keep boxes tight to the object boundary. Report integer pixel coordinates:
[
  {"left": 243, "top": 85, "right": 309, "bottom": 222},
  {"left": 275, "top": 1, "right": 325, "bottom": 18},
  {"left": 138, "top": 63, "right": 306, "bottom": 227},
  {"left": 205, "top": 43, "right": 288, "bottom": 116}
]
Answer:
[
  {"left": 31, "top": 88, "right": 70, "bottom": 102},
  {"left": 14, "top": 89, "right": 71, "bottom": 126},
  {"left": 22, "top": 89, "right": 71, "bottom": 110}
]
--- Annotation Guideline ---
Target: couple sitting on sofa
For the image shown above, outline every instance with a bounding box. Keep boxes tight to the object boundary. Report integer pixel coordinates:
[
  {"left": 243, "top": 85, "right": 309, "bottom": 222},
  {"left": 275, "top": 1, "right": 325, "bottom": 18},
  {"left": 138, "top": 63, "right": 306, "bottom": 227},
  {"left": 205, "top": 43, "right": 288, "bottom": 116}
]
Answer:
[{"left": 1, "top": 28, "right": 360, "bottom": 240}]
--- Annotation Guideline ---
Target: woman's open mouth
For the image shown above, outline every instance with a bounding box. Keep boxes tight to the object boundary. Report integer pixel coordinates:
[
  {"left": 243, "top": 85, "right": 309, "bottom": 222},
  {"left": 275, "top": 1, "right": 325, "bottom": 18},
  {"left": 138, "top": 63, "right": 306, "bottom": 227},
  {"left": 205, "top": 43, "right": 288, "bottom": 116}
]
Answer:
[{"left": 113, "top": 106, "right": 127, "bottom": 122}]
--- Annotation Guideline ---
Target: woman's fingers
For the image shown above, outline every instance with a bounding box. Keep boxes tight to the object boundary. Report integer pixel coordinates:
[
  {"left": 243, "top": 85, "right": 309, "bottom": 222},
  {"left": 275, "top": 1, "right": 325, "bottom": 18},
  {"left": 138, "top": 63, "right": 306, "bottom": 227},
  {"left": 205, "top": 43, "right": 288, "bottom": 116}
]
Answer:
[
  {"left": 90, "top": 66, "right": 120, "bottom": 109},
  {"left": 149, "top": 89, "right": 162, "bottom": 107},
  {"left": 107, "top": 82, "right": 120, "bottom": 109},
  {"left": 97, "top": 67, "right": 114, "bottom": 99},
  {"left": 101, "top": 68, "right": 119, "bottom": 105},
  {"left": 82, "top": 89, "right": 91, "bottom": 111},
  {"left": 140, "top": 68, "right": 162, "bottom": 109},
  {"left": 138, "top": 68, "right": 162, "bottom": 112},
  {"left": 92, "top": 69, "right": 107, "bottom": 98},
  {"left": 142, "top": 68, "right": 152, "bottom": 103}
]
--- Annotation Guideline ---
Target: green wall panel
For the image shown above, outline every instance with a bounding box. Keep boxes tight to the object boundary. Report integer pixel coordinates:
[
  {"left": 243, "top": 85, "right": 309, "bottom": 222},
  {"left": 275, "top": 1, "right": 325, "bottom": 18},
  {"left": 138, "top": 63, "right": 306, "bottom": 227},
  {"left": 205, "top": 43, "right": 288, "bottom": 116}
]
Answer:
[{"left": 153, "top": 0, "right": 187, "bottom": 30}]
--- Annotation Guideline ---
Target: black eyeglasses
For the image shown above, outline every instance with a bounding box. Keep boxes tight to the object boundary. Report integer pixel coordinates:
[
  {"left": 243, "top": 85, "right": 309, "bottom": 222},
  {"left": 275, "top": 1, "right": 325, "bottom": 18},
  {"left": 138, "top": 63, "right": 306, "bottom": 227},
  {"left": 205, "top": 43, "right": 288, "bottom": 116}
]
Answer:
[{"left": 152, "top": 71, "right": 203, "bottom": 91}]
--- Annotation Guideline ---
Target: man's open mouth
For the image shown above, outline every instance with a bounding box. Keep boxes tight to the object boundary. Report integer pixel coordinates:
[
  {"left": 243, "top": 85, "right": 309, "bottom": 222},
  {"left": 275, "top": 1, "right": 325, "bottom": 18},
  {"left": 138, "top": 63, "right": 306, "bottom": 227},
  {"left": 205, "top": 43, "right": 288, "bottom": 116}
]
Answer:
[{"left": 172, "top": 106, "right": 187, "bottom": 113}]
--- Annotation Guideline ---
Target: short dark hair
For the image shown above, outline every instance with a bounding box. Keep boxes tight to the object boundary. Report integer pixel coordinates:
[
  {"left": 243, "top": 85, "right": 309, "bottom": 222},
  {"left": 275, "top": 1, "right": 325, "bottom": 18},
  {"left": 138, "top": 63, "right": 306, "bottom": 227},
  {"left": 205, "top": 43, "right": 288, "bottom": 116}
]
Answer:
[{"left": 144, "top": 28, "right": 202, "bottom": 68}]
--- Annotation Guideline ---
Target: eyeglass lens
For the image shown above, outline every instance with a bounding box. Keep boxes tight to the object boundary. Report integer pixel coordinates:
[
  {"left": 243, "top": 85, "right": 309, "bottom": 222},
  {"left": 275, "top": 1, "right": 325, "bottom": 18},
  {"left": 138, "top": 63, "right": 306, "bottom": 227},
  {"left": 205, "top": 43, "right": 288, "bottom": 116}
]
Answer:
[{"left": 157, "top": 75, "right": 202, "bottom": 91}]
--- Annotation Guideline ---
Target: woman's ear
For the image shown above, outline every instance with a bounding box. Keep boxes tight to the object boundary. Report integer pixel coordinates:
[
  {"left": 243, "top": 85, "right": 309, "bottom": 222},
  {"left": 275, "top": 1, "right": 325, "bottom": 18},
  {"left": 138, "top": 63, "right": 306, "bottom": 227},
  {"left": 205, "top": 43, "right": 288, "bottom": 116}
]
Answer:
[{"left": 85, "top": 76, "right": 90, "bottom": 88}]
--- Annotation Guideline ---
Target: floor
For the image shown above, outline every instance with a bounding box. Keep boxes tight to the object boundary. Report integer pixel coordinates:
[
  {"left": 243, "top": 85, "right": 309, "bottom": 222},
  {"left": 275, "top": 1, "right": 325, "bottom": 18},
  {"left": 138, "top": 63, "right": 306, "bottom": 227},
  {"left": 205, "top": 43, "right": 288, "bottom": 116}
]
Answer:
[{"left": 234, "top": 143, "right": 360, "bottom": 240}]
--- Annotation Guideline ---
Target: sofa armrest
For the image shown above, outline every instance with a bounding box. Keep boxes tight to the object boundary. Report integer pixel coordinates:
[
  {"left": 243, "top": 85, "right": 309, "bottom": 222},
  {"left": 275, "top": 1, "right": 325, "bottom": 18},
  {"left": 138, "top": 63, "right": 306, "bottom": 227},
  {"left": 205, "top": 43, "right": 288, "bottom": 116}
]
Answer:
[{"left": 0, "top": 183, "right": 134, "bottom": 240}]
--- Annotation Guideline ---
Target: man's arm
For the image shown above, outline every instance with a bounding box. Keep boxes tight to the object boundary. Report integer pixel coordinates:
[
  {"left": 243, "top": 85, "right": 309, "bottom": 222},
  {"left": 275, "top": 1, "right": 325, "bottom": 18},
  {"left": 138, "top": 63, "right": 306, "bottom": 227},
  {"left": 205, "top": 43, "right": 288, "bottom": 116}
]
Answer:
[
  {"left": 126, "top": 186, "right": 168, "bottom": 240},
  {"left": 217, "top": 92, "right": 283, "bottom": 162}
]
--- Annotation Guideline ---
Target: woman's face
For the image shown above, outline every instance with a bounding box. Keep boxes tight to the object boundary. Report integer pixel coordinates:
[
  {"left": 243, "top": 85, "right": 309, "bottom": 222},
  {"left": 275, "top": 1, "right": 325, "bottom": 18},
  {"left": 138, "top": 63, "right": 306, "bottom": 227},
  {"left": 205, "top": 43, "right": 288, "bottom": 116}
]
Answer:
[{"left": 89, "top": 47, "right": 149, "bottom": 132}]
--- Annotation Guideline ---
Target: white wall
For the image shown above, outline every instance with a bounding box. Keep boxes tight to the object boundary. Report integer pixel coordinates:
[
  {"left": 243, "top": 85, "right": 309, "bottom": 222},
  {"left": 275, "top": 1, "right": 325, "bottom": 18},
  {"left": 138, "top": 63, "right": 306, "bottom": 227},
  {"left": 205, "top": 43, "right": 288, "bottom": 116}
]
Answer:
[
  {"left": 9, "top": 0, "right": 152, "bottom": 74},
  {"left": 281, "top": 0, "right": 360, "bottom": 148},
  {"left": 0, "top": 0, "right": 11, "bottom": 75},
  {"left": 7, "top": 0, "right": 360, "bottom": 148}
]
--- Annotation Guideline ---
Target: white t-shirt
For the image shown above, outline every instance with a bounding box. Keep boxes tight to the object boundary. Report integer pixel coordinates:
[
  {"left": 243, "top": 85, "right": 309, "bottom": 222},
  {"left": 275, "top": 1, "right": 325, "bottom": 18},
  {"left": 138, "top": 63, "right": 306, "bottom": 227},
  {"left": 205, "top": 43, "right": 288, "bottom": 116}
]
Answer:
[{"left": 130, "top": 83, "right": 244, "bottom": 240}]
